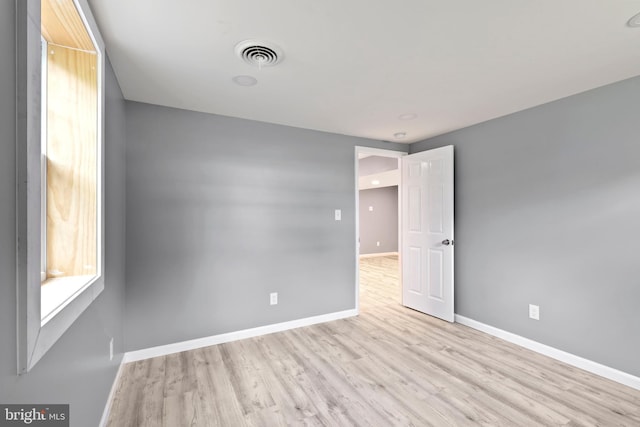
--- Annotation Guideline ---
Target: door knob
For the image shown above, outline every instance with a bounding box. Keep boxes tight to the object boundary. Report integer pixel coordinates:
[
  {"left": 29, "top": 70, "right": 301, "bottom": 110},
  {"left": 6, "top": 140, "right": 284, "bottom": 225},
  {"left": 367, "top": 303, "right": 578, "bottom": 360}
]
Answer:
[{"left": 442, "top": 239, "right": 454, "bottom": 246}]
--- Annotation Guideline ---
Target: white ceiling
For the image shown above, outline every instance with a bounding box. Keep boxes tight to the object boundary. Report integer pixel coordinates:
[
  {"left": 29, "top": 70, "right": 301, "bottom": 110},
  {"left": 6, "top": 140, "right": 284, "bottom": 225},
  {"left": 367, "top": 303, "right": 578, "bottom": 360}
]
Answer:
[
  {"left": 359, "top": 169, "right": 400, "bottom": 191},
  {"left": 88, "top": 0, "right": 640, "bottom": 143}
]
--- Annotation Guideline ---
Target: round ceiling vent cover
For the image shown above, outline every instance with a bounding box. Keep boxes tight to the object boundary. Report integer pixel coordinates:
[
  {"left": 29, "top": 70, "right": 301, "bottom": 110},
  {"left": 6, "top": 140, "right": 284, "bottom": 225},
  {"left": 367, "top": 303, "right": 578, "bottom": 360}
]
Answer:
[{"left": 235, "top": 39, "right": 283, "bottom": 67}]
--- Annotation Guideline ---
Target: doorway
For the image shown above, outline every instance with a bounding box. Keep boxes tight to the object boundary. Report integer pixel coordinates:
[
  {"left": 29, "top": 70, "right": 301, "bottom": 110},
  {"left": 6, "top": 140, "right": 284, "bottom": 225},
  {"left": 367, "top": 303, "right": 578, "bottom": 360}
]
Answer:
[
  {"left": 355, "top": 147, "right": 405, "bottom": 313},
  {"left": 355, "top": 145, "right": 455, "bottom": 321}
]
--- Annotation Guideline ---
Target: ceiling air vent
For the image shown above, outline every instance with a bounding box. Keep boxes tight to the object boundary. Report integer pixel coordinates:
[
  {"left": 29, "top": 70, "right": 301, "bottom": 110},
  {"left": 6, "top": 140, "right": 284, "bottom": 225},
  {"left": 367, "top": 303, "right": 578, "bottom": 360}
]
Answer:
[{"left": 235, "top": 40, "right": 283, "bottom": 68}]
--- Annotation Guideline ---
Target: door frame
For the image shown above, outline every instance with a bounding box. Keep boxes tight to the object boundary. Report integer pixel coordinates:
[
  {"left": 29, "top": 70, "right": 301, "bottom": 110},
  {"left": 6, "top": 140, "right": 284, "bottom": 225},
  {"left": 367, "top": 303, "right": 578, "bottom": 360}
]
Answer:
[{"left": 354, "top": 146, "right": 407, "bottom": 314}]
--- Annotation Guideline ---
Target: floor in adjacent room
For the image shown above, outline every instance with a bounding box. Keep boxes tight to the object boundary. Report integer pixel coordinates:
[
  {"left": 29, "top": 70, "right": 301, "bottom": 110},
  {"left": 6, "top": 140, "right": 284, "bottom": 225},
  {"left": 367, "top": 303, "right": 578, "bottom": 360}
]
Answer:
[{"left": 106, "top": 255, "right": 640, "bottom": 426}]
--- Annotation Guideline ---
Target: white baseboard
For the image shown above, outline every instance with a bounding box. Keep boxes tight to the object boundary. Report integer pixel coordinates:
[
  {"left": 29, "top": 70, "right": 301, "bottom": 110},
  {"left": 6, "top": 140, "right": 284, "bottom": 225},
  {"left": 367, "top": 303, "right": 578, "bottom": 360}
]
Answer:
[
  {"left": 455, "top": 315, "right": 640, "bottom": 391},
  {"left": 359, "top": 251, "right": 398, "bottom": 259},
  {"left": 99, "top": 358, "right": 124, "bottom": 427},
  {"left": 123, "top": 309, "right": 358, "bottom": 363}
]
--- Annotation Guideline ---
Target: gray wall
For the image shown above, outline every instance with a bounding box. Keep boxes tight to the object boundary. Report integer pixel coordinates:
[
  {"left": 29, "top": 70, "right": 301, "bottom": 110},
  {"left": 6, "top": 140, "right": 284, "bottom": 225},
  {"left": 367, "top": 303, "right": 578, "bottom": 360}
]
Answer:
[
  {"left": 125, "top": 101, "right": 407, "bottom": 351},
  {"left": 359, "top": 187, "right": 398, "bottom": 254},
  {"left": 0, "top": 1, "right": 127, "bottom": 423},
  {"left": 410, "top": 76, "right": 640, "bottom": 377}
]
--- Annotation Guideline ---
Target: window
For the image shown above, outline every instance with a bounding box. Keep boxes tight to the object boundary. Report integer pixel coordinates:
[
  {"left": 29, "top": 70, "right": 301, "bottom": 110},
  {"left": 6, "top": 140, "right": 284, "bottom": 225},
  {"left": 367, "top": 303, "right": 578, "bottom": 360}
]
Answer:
[
  {"left": 16, "top": 0, "right": 105, "bottom": 373},
  {"left": 40, "top": 0, "right": 100, "bottom": 323}
]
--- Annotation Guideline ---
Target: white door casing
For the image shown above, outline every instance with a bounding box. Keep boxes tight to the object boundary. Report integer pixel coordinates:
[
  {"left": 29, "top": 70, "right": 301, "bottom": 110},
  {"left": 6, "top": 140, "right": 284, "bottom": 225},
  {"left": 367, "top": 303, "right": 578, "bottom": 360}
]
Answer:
[{"left": 401, "top": 146, "right": 454, "bottom": 322}]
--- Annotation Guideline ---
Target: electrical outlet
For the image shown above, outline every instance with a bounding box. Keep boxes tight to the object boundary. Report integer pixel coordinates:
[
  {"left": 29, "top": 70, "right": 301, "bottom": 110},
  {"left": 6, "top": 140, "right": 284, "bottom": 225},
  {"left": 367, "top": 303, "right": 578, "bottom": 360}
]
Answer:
[
  {"left": 334, "top": 209, "right": 341, "bottom": 221},
  {"left": 529, "top": 304, "right": 540, "bottom": 320},
  {"left": 109, "top": 337, "right": 114, "bottom": 361},
  {"left": 376, "top": 241, "right": 380, "bottom": 247},
  {"left": 270, "top": 292, "right": 278, "bottom": 305}
]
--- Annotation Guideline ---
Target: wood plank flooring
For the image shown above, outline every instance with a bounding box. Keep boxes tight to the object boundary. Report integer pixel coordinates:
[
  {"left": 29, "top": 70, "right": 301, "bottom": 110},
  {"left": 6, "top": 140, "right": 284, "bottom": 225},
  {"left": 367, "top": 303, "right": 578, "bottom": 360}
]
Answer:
[{"left": 107, "top": 255, "right": 640, "bottom": 426}]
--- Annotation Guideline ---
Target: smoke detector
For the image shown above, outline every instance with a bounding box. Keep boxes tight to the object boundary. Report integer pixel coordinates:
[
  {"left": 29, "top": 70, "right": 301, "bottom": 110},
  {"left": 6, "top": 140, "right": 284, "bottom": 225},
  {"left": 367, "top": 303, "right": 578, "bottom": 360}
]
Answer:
[{"left": 235, "top": 40, "right": 284, "bottom": 68}]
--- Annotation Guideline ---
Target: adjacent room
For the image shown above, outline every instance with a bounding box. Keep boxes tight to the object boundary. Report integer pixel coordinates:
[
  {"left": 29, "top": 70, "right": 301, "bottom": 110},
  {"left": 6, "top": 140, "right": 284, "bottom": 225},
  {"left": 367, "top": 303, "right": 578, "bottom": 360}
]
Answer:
[
  {"left": 2, "top": 1, "right": 640, "bottom": 426},
  {"left": 357, "top": 153, "right": 401, "bottom": 309}
]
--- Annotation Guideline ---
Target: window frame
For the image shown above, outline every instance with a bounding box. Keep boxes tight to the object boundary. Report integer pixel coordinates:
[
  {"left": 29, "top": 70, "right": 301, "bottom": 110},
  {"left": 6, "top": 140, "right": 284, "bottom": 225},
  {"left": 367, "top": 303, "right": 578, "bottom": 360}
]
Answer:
[{"left": 16, "top": 0, "right": 106, "bottom": 373}]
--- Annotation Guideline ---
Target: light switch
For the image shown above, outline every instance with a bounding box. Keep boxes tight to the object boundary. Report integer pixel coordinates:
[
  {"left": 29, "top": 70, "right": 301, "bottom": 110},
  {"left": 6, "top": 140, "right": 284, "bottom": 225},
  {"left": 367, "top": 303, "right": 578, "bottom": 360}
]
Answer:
[
  {"left": 369, "top": 206, "right": 374, "bottom": 212},
  {"left": 335, "top": 209, "right": 341, "bottom": 221}
]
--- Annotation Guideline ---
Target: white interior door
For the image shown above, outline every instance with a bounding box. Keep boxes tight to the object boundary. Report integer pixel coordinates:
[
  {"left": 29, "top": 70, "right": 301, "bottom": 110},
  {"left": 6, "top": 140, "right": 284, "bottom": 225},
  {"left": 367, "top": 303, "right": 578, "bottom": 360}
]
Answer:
[{"left": 401, "top": 145, "right": 454, "bottom": 322}]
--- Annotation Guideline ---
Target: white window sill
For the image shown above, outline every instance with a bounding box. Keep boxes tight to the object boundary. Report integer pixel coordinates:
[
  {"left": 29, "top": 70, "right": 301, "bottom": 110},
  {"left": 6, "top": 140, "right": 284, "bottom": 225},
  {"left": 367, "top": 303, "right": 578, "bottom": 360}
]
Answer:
[{"left": 41, "top": 275, "right": 96, "bottom": 325}]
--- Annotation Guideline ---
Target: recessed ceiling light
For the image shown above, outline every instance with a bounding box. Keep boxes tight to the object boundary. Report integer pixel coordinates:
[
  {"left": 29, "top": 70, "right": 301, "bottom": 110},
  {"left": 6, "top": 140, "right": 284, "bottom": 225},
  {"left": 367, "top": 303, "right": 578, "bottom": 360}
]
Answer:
[
  {"left": 398, "top": 113, "right": 417, "bottom": 120},
  {"left": 628, "top": 12, "right": 640, "bottom": 27},
  {"left": 393, "top": 132, "right": 407, "bottom": 139},
  {"left": 371, "top": 180, "right": 380, "bottom": 185},
  {"left": 232, "top": 75, "right": 258, "bottom": 86}
]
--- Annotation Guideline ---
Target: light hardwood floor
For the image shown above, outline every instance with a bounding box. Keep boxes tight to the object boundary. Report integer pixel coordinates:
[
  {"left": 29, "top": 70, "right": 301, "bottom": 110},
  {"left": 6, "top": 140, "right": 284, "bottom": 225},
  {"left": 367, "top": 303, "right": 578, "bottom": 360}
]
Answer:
[{"left": 107, "top": 255, "right": 640, "bottom": 426}]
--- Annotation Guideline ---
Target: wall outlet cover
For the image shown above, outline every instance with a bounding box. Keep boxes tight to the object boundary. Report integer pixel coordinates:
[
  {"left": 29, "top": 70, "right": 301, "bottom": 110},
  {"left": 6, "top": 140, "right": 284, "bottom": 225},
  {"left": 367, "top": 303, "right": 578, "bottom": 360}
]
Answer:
[
  {"left": 270, "top": 292, "right": 278, "bottom": 305},
  {"left": 529, "top": 304, "right": 540, "bottom": 320}
]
